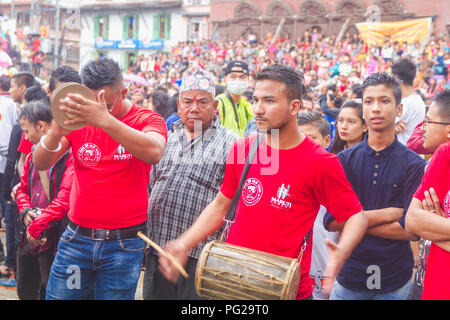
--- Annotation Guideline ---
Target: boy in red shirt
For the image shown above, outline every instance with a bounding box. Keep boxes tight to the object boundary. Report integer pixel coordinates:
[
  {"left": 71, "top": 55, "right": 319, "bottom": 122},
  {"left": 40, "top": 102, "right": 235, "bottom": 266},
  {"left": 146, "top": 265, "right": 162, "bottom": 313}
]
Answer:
[
  {"left": 33, "top": 58, "right": 168, "bottom": 299},
  {"left": 159, "top": 64, "right": 368, "bottom": 299},
  {"left": 13, "top": 100, "right": 74, "bottom": 299}
]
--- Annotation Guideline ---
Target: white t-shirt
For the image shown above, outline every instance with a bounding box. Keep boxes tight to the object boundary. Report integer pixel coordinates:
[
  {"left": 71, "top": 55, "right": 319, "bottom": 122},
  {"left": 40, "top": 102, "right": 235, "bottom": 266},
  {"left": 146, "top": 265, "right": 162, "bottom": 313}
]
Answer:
[
  {"left": 395, "top": 94, "right": 426, "bottom": 146},
  {"left": 0, "top": 96, "right": 18, "bottom": 173},
  {"left": 310, "top": 205, "right": 340, "bottom": 300}
]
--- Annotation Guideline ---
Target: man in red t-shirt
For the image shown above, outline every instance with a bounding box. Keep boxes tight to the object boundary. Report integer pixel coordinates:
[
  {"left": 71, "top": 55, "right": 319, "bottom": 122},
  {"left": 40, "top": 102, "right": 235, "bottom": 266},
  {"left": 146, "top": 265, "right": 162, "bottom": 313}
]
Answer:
[
  {"left": 406, "top": 142, "right": 450, "bottom": 299},
  {"left": 33, "top": 58, "right": 168, "bottom": 300},
  {"left": 405, "top": 89, "right": 450, "bottom": 300},
  {"left": 159, "top": 64, "right": 368, "bottom": 299}
]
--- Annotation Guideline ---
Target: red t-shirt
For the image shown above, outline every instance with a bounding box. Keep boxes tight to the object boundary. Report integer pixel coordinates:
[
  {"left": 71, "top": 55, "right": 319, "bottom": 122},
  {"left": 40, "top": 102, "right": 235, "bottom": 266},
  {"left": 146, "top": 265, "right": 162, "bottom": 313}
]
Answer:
[
  {"left": 220, "top": 135, "right": 363, "bottom": 299},
  {"left": 32, "top": 38, "right": 41, "bottom": 52},
  {"left": 18, "top": 132, "right": 33, "bottom": 154},
  {"left": 413, "top": 142, "right": 450, "bottom": 300},
  {"left": 65, "top": 105, "right": 167, "bottom": 229}
]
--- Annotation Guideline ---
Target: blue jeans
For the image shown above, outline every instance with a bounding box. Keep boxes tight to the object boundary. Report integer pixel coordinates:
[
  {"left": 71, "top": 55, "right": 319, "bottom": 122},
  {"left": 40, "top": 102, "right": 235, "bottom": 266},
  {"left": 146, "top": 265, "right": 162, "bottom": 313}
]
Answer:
[
  {"left": 330, "top": 278, "right": 413, "bottom": 300},
  {"left": 46, "top": 225, "right": 145, "bottom": 300},
  {"left": 4, "top": 202, "right": 21, "bottom": 269}
]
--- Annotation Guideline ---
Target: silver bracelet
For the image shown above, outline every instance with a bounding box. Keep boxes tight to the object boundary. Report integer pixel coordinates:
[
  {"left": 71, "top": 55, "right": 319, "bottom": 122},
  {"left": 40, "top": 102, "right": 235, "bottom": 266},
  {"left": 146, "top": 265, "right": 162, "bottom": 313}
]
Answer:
[{"left": 40, "top": 134, "right": 62, "bottom": 153}]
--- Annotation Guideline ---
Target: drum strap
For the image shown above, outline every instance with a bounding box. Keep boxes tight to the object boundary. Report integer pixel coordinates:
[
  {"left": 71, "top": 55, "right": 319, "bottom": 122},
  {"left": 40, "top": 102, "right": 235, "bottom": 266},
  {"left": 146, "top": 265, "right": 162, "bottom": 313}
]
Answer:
[
  {"left": 220, "top": 131, "right": 313, "bottom": 263},
  {"left": 220, "top": 132, "right": 264, "bottom": 242},
  {"left": 297, "top": 228, "right": 312, "bottom": 261}
]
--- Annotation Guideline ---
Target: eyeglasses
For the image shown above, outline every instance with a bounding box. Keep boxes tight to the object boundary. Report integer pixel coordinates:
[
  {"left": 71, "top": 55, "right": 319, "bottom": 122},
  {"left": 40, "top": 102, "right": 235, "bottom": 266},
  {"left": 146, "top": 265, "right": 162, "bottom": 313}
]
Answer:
[{"left": 423, "top": 118, "right": 450, "bottom": 126}]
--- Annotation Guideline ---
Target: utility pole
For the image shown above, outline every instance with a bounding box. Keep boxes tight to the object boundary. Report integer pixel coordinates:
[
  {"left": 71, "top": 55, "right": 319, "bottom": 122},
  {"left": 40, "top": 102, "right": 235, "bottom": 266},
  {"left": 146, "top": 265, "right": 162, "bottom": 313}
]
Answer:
[
  {"left": 31, "top": 0, "right": 35, "bottom": 32},
  {"left": 36, "top": 0, "right": 41, "bottom": 34},
  {"left": 54, "top": 0, "right": 60, "bottom": 68},
  {"left": 10, "top": 0, "right": 15, "bottom": 20}
]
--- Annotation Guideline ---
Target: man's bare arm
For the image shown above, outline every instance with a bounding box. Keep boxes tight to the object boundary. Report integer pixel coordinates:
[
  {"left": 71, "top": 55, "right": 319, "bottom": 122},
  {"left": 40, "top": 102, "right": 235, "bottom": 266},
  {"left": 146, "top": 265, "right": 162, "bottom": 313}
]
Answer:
[
  {"left": 406, "top": 197, "right": 450, "bottom": 242},
  {"left": 366, "top": 221, "right": 419, "bottom": 241},
  {"left": 328, "top": 207, "right": 403, "bottom": 232}
]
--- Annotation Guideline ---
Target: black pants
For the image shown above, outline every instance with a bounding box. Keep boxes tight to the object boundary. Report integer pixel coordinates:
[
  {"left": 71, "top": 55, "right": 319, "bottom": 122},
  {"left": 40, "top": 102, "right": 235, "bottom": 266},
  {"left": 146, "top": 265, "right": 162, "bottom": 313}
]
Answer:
[
  {"left": 16, "top": 241, "right": 55, "bottom": 300},
  {"left": 143, "top": 253, "right": 205, "bottom": 300}
]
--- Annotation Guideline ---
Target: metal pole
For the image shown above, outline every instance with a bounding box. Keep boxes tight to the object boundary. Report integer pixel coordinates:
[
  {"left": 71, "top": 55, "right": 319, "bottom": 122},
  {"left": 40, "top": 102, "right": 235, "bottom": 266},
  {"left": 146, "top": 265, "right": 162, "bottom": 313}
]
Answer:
[
  {"left": 54, "top": 0, "right": 60, "bottom": 68},
  {"left": 36, "top": 0, "right": 41, "bottom": 34},
  {"left": 10, "top": 0, "right": 15, "bottom": 20},
  {"left": 31, "top": 0, "right": 35, "bottom": 32}
]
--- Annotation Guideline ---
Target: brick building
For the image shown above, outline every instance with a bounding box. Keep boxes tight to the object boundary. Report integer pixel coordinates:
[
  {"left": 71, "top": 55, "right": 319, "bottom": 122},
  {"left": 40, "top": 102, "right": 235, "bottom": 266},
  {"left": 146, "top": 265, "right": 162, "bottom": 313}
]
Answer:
[{"left": 210, "top": 0, "right": 449, "bottom": 42}]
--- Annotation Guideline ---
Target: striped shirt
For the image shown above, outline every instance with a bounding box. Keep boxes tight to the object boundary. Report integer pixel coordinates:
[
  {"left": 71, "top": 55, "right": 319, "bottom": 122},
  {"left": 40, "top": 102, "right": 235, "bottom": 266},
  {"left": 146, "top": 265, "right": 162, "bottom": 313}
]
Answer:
[{"left": 147, "top": 116, "right": 238, "bottom": 259}]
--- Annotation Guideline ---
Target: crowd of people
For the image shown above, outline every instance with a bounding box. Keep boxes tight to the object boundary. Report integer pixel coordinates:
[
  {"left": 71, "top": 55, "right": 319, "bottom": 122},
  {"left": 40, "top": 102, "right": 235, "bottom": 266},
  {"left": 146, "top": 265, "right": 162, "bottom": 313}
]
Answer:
[
  {"left": 0, "top": 25, "right": 448, "bottom": 301},
  {"left": 1, "top": 30, "right": 46, "bottom": 78},
  {"left": 122, "top": 29, "right": 449, "bottom": 112}
]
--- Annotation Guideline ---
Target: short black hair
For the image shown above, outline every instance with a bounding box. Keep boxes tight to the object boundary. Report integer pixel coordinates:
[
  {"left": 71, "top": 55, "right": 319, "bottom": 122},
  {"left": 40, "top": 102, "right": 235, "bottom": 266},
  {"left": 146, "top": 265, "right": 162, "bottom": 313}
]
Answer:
[
  {"left": 339, "top": 99, "right": 364, "bottom": 122},
  {"left": 0, "top": 75, "right": 10, "bottom": 92},
  {"left": 391, "top": 59, "right": 416, "bottom": 86},
  {"left": 24, "top": 85, "right": 50, "bottom": 104},
  {"left": 302, "top": 95, "right": 313, "bottom": 104},
  {"left": 297, "top": 111, "right": 331, "bottom": 138},
  {"left": 18, "top": 99, "right": 52, "bottom": 125},
  {"left": 12, "top": 72, "right": 35, "bottom": 89},
  {"left": 215, "top": 84, "right": 226, "bottom": 96},
  {"left": 362, "top": 72, "right": 402, "bottom": 106},
  {"left": 169, "top": 95, "right": 178, "bottom": 114},
  {"left": 433, "top": 89, "right": 450, "bottom": 122},
  {"left": 80, "top": 57, "right": 123, "bottom": 90},
  {"left": 49, "top": 66, "right": 81, "bottom": 93},
  {"left": 415, "top": 89, "right": 426, "bottom": 102},
  {"left": 256, "top": 64, "right": 305, "bottom": 102},
  {"left": 351, "top": 83, "right": 363, "bottom": 99},
  {"left": 152, "top": 89, "right": 170, "bottom": 120},
  {"left": 329, "top": 99, "right": 366, "bottom": 155}
]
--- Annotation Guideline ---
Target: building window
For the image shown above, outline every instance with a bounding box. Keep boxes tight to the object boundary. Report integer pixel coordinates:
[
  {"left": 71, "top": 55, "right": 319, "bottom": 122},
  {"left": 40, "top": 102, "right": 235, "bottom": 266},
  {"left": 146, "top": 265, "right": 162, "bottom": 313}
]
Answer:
[
  {"left": 188, "top": 22, "right": 200, "bottom": 40},
  {"left": 94, "top": 15, "right": 109, "bottom": 40},
  {"left": 128, "top": 16, "right": 134, "bottom": 38},
  {"left": 123, "top": 14, "right": 138, "bottom": 39},
  {"left": 159, "top": 16, "right": 166, "bottom": 39},
  {"left": 153, "top": 14, "right": 171, "bottom": 40},
  {"left": 99, "top": 17, "right": 105, "bottom": 38},
  {"left": 17, "top": 13, "right": 30, "bottom": 26}
]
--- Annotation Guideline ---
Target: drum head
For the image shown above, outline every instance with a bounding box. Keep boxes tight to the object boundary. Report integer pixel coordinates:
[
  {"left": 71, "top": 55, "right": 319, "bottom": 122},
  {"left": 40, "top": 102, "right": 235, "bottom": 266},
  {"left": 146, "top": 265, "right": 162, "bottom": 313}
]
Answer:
[{"left": 50, "top": 82, "right": 96, "bottom": 131}]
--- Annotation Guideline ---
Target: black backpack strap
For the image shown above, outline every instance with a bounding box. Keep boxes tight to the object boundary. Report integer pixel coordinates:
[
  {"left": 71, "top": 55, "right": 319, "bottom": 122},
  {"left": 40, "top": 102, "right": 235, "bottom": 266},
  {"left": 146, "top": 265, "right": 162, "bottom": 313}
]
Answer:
[
  {"left": 225, "top": 91, "right": 241, "bottom": 131},
  {"left": 217, "top": 96, "right": 226, "bottom": 122}
]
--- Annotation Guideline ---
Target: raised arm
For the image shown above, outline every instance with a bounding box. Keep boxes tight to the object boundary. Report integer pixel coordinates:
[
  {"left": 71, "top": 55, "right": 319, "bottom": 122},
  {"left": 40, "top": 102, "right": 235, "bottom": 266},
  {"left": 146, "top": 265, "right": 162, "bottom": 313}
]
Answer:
[
  {"left": 33, "top": 120, "right": 71, "bottom": 170},
  {"left": 57, "top": 92, "right": 167, "bottom": 165},
  {"left": 97, "top": 116, "right": 166, "bottom": 165}
]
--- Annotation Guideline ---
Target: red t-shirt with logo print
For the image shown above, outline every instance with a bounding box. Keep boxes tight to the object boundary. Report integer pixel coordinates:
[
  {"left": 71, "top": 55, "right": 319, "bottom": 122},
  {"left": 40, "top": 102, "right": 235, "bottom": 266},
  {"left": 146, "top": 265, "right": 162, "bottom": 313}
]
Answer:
[
  {"left": 65, "top": 104, "right": 167, "bottom": 229},
  {"left": 413, "top": 142, "right": 450, "bottom": 300},
  {"left": 220, "top": 134, "right": 362, "bottom": 300}
]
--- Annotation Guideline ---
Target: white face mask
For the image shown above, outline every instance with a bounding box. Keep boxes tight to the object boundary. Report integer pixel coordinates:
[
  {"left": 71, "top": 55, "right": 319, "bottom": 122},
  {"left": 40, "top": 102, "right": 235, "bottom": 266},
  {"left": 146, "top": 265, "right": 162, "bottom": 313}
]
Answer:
[{"left": 227, "top": 80, "right": 249, "bottom": 96}]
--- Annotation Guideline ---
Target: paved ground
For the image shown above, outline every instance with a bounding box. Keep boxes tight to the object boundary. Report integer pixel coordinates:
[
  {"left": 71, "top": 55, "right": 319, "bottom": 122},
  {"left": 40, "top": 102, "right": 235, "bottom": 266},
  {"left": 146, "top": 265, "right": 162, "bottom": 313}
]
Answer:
[
  {"left": 0, "top": 230, "right": 18, "bottom": 300},
  {"left": 0, "top": 229, "right": 144, "bottom": 300}
]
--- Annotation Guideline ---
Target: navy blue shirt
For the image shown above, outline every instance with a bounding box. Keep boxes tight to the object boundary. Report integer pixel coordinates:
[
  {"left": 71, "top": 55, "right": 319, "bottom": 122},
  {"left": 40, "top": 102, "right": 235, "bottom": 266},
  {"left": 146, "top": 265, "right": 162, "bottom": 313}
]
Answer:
[{"left": 324, "top": 136, "right": 425, "bottom": 293}]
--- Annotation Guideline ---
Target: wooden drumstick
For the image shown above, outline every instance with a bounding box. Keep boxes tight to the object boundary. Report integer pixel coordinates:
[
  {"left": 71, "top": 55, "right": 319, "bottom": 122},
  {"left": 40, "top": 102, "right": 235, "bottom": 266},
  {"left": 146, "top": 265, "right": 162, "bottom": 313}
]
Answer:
[{"left": 137, "top": 231, "right": 189, "bottom": 279}]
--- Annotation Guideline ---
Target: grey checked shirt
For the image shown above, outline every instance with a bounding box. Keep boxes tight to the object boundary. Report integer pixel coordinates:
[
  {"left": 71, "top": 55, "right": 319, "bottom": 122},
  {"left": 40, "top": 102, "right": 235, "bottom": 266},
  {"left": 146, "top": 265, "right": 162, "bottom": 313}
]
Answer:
[{"left": 147, "top": 116, "right": 238, "bottom": 259}]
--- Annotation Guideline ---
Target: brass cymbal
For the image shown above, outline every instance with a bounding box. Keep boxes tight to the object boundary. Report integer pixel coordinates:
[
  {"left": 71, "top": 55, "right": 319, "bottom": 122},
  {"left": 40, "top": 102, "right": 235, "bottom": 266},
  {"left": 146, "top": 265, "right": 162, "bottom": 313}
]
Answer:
[{"left": 50, "top": 82, "right": 95, "bottom": 131}]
